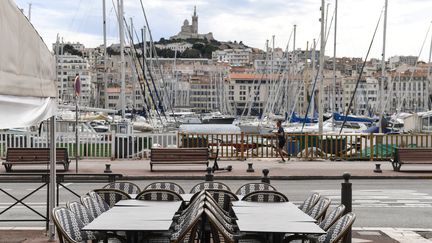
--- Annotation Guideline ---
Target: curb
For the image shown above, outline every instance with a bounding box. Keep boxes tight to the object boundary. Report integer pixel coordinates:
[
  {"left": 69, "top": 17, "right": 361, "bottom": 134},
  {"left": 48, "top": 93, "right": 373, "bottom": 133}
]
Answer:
[{"left": 121, "top": 175, "right": 432, "bottom": 181}]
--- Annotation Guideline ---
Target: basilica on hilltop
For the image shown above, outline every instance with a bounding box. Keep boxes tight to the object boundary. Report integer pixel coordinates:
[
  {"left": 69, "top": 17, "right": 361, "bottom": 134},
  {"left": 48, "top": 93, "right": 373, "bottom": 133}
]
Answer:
[{"left": 170, "top": 6, "right": 214, "bottom": 40}]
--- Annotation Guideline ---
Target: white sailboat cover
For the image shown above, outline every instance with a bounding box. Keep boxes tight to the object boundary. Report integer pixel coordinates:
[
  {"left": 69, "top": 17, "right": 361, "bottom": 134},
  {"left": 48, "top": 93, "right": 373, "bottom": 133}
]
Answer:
[{"left": 0, "top": 0, "right": 57, "bottom": 129}]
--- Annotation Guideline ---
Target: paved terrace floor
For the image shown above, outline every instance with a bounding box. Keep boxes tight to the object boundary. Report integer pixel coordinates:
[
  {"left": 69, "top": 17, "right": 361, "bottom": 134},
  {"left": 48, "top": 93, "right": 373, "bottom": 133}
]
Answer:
[
  {"left": 4, "top": 227, "right": 432, "bottom": 242},
  {"left": 1, "top": 157, "right": 432, "bottom": 179}
]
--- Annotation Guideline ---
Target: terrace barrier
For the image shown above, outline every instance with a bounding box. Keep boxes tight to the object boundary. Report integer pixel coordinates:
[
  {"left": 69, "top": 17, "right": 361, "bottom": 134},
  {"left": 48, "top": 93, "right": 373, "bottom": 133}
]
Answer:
[
  {"left": 178, "top": 132, "right": 432, "bottom": 161},
  {"left": 1, "top": 131, "right": 431, "bottom": 161}
]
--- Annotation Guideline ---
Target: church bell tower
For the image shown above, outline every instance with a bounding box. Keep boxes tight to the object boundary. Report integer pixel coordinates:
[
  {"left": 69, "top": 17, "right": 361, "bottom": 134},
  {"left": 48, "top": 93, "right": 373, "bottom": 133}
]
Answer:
[{"left": 192, "top": 6, "right": 198, "bottom": 34}]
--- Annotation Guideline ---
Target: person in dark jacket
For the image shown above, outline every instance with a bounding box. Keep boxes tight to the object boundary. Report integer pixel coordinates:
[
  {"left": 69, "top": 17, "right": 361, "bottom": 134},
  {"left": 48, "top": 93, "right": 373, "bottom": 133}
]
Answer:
[{"left": 275, "top": 120, "right": 289, "bottom": 162}]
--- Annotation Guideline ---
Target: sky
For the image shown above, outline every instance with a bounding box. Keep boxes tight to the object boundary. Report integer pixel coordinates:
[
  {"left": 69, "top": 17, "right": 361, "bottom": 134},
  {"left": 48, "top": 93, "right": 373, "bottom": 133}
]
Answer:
[{"left": 14, "top": 0, "right": 432, "bottom": 61}]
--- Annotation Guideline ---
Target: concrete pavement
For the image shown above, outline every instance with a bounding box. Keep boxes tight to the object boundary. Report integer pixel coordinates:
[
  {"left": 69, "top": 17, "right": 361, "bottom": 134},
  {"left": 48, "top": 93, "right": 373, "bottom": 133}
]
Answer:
[
  {"left": 2, "top": 157, "right": 432, "bottom": 180},
  {"left": 2, "top": 158, "right": 432, "bottom": 242},
  {"left": 3, "top": 227, "right": 431, "bottom": 242}
]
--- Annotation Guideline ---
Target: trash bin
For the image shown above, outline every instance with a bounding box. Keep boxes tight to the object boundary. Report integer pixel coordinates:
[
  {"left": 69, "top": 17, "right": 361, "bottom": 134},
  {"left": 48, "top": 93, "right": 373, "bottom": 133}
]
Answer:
[
  {"left": 286, "top": 139, "right": 299, "bottom": 156},
  {"left": 180, "top": 135, "right": 208, "bottom": 148}
]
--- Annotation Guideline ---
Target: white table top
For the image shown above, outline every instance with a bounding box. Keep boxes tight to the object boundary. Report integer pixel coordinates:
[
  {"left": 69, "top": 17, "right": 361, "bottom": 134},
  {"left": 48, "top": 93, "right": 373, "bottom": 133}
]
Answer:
[
  {"left": 232, "top": 201, "right": 325, "bottom": 234},
  {"left": 83, "top": 201, "right": 182, "bottom": 232},
  {"left": 116, "top": 199, "right": 182, "bottom": 208}
]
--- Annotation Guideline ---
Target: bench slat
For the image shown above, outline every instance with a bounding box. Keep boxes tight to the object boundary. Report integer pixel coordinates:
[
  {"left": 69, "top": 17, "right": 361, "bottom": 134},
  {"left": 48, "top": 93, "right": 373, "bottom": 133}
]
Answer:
[
  {"left": 150, "top": 148, "right": 209, "bottom": 171},
  {"left": 2, "top": 148, "right": 70, "bottom": 172}
]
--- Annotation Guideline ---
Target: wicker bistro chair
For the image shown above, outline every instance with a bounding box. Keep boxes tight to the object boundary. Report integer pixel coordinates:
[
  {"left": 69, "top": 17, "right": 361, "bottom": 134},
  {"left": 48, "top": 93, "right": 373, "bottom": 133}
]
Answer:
[
  {"left": 144, "top": 182, "right": 186, "bottom": 194},
  {"left": 307, "top": 197, "right": 332, "bottom": 222},
  {"left": 66, "top": 201, "right": 95, "bottom": 225},
  {"left": 52, "top": 206, "right": 98, "bottom": 243},
  {"left": 93, "top": 188, "right": 132, "bottom": 208},
  {"left": 81, "top": 193, "right": 110, "bottom": 219},
  {"left": 190, "top": 182, "right": 232, "bottom": 194},
  {"left": 299, "top": 192, "right": 321, "bottom": 212},
  {"left": 136, "top": 189, "right": 184, "bottom": 201},
  {"left": 242, "top": 190, "right": 289, "bottom": 202},
  {"left": 315, "top": 212, "right": 356, "bottom": 243},
  {"left": 319, "top": 205, "right": 346, "bottom": 231},
  {"left": 204, "top": 192, "right": 237, "bottom": 222},
  {"left": 102, "top": 182, "right": 141, "bottom": 194},
  {"left": 284, "top": 212, "right": 356, "bottom": 243},
  {"left": 205, "top": 208, "right": 264, "bottom": 243},
  {"left": 235, "top": 183, "right": 277, "bottom": 196},
  {"left": 146, "top": 207, "right": 204, "bottom": 243},
  {"left": 205, "top": 189, "right": 239, "bottom": 212}
]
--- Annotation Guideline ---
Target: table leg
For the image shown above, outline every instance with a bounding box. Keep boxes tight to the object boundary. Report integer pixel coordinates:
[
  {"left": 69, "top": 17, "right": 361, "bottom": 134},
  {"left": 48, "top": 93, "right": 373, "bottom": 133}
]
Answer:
[{"left": 126, "top": 231, "right": 138, "bottom": 243}]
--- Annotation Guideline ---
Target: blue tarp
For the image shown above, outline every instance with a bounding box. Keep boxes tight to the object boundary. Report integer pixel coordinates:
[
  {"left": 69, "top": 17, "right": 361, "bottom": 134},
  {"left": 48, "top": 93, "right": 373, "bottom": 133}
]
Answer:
[
  {"left": 333, "top": 113, "right": 375, "bottom": 123},
  {"left": 289, "top": 112, "right": 318, "bottom": 123}
]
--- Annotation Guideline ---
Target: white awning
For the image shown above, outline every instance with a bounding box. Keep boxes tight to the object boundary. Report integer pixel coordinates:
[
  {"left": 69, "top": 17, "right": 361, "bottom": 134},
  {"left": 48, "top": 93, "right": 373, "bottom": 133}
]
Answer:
[
  {"left": 0, "top": 94, "right": 57, "bottom": 129},
  {"left": 0, "top": 0, "right": 57, "bottom": 129}
]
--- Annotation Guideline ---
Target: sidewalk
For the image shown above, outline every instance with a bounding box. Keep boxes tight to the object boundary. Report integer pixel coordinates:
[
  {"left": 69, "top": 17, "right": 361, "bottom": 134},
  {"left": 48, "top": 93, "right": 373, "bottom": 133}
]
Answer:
[
  {"left": 2, "top": 157, "right": 431, "bottom": 180},
  {"left": 2, "top": 227, "right": 431, "bottom": 242}
]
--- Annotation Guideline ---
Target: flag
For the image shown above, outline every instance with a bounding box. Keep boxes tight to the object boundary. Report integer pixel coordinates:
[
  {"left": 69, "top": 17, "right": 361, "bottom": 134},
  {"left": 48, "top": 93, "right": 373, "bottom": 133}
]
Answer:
[{"left": 74, "top": 75, "right": 81, "bottom": 97}]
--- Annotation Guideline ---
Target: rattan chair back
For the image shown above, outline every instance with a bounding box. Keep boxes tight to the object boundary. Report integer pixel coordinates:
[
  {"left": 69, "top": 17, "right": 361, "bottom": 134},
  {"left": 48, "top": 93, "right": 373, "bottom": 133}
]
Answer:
[
  {"left": 136, "top": 189, "right": 183, "bottom": 201},
  {"left": 144, "top": 181, "right": 185, "bottom": 194},
  {"left": 242, "top": 190, "right": 289, "bottom": 202},
  {"left": 235, "top": 182, "right": 277, "bottom": 195}
]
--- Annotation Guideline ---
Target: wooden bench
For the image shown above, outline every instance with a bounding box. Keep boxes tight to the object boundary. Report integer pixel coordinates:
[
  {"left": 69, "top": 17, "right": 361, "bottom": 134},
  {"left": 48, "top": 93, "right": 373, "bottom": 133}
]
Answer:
[
  {"left": 391, "top": 147, "right": 432, "bottom": 171},
  {"left": 2, "top": 148, "right": 70, "bottom": 172},
  {"left": 150, "top": 148, "right": 209, "bottom": 171}
]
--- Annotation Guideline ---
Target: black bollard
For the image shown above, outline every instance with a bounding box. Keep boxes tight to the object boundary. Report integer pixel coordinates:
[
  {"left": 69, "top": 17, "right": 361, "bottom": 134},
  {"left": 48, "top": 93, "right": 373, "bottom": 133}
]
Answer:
[
  {"left": 374, "top": 164, "right": 382, "bottom": 173},
  {"left": 341, "top": 172, "right": 352, "bottom": 243},
  {"left": 104, "top": 164, "right": 112, "bottom": 173},
  {"left": 205, "top": 167, "right": 214, "bottom": 181},
  {"left": 261, "top": 169, "right": 270, "bottom": 184},
  {"left": 246, "top": 163, "right": 254, "bottom": 173}
]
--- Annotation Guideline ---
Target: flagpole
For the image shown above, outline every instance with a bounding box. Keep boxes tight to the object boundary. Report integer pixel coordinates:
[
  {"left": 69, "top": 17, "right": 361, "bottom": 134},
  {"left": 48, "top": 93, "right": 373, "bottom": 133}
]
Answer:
[
  {"left": 75, "top": 95, "right": 78, "bottom": 173},
  {"left": 74, "top": 74, "right": 80, "bottom": 173}
]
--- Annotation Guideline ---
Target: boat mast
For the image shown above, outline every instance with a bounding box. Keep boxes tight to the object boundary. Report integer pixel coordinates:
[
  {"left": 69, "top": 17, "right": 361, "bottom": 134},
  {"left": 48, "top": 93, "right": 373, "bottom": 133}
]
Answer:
[
  {"left": 332, "top": 0, "right": 338, "bottom": 131},
  {"left": 130, "top": 18, "right": 137, "bottom": 110},
  {"left": 118, "top": 0, "right": 126, "bottom": 118},
  {"left": 103, "top": 0, "right": 108, "bottom": 109},
  {"left": 318, "top": 0, "right": 325, "bottom": 134},
  {"left": 28, "top": 3, "right": 32, "bottom": 22},
  {"left": 290, "top": 25, "right": 297, "bottom": 112},
  {"left": 310, "top": 39, "right": 316, "bottom": 118},
  {"left": 379, "top": 0, "right": 388, "bottom": 133},
  {"left": 427, "top": 24, "right": 432, "bottom": 110}
]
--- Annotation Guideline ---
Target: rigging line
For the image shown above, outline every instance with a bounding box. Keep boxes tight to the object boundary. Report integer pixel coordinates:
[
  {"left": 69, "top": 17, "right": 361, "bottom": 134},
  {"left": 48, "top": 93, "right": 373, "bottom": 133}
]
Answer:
[
  {"left": 119, "top": 14, "right": 167, "bottom": 121},
  {"left": 395, "top": 21, "right": 432, "bottom": 113},
  {"left": 270, "top": 29, "right": 295, "bottom": 117},
  {"left": 241, "top": 39, "right": 274, "bottom": 118},
  {"left": 242, "top": 40, "right": 271, "bottom": 121},
  {"left": 324, "top": 10, "right": 335, "bottom": 48},
  {"left": 138, "top": 0, "right": 176, "bottom": 119},
  {"left": 261, "top": 35, "right": 294, "bottom": 123},
  {"left": 123, "top": 19, "right": 165, "bottom": 124},
  {"left": 112, "top": 1, "right": 163, "bottom": 122},
  {"left": 66, "top": 0, "right": 84, "bottom": 34},
  {"left": 299, "top": 11, "right": 336, "bottom": 131},
  {"left": 301, "top": 41, "right": 319, "bottom": 132},
  {"left": 124, "top": 23, "right": 152, "bottom": 115},
  {"left": 338, "top": 7, "right": 385, "bottom": 135},
  {"left": 133, "top": 28, "right": 172, "bottom": 121}
]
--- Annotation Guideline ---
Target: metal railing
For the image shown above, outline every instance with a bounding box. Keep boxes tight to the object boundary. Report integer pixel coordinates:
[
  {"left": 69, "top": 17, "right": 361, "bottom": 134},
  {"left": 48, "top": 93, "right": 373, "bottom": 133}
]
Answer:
[
  {"left": 2, "top": 131, "right": 432, "bottom": 161},
  {"left": 0, "top": 173, "right": 122, "bottom": 229},
  {"left": 0, "top": 131, "right": 177, "bottom": 160},
  {"left": 178, "top": 132, "right": 432, "bottom": 161}
]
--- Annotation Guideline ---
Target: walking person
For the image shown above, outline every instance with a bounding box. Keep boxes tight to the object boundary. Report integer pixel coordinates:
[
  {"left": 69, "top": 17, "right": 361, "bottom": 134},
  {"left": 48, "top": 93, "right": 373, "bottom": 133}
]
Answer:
[{"left": 275, "top": 120, "right": 289, "bottom": 162}]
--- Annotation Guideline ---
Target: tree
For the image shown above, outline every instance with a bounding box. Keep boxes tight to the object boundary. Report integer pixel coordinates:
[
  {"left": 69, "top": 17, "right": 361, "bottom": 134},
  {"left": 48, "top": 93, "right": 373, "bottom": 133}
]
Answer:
[
  {"left": 180, "top": 48, "right": 201, "bottom": 58},
  {"left": 63, "top": 44, "right": 82, "bottom": 56},
  {"left": 107, "top": 47, "right": 120, "bottom": 56},
  {"left": 202, "top": 45, "right": 218, "bottom": 59},
  {"left": 156, "top": 48, "right": 176, "bottom": 58}
]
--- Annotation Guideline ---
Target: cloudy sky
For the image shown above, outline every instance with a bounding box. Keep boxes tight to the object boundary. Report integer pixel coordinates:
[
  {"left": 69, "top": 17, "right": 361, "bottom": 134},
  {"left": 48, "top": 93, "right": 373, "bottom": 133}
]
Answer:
[{"left": 15, "top": 0, "right": 432, "bottom": 61}]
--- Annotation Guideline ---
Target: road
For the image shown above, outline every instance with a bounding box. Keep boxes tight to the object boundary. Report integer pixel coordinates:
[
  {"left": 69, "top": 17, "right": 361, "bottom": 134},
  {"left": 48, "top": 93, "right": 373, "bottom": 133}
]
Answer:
[{"left": 1, "top": 179, "right": 431, "bottom": 229}]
